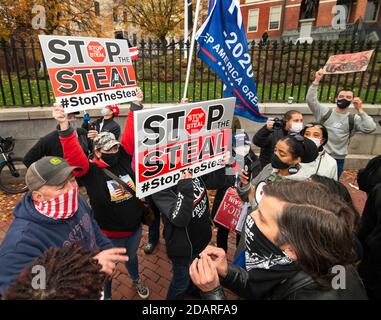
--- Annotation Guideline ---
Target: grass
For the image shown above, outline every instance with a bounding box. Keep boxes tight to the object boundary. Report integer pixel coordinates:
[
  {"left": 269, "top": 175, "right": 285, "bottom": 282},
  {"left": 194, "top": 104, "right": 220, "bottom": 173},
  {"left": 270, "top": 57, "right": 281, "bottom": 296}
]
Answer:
[{"left": 0, "top": 77, "right": 381, "bottom": 107}]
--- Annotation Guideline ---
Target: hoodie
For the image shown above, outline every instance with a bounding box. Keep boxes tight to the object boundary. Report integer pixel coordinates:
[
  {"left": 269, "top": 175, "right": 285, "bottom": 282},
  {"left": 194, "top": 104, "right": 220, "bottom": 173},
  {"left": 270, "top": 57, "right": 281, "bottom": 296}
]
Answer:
[{"left": 0, "top": 192, "right": 112, "bottom": 296}]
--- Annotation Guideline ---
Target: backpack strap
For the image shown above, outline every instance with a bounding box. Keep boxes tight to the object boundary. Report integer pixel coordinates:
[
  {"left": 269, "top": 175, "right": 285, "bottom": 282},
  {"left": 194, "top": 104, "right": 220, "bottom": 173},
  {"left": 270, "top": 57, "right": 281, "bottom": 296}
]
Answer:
[
  {"left": 321, "top": 109, "right": 355, "bottom": 135},
  {"left": 320, "top": 109, "right": 333, "bottom": 124}
]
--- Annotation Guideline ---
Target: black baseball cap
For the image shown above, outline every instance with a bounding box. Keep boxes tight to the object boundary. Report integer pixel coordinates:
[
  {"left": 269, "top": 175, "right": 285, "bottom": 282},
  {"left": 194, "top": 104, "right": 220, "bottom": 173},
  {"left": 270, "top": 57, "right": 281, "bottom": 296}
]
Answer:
[{"left": 26, "top": 157, "right": 80, "bottom": 191}]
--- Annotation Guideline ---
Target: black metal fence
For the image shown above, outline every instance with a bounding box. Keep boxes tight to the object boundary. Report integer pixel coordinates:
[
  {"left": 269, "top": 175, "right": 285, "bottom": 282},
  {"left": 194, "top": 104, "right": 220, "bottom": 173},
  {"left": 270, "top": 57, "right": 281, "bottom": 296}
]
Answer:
[{"left": 1, "top": 37, "right": 381, "bottom": 107}]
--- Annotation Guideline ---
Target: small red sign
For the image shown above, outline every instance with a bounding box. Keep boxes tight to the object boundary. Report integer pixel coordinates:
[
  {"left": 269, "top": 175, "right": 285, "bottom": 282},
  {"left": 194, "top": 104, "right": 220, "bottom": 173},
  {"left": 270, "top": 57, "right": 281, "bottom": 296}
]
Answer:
[
  {"left": 214, "top": 187, "right": 244, "bottom": 232},
  {"left": 185, "top": 107, "right": 206, "bottom": 135},
  {"left": 87, "top": 41, "right": 106, "bottom": 63}
]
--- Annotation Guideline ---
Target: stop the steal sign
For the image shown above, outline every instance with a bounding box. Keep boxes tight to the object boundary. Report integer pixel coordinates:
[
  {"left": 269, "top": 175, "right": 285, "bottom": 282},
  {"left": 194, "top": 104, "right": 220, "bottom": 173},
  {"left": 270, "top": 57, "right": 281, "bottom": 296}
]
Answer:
[
  {"left": 39, "top": 35, "right": 137, "bottom": 113},
  {"left": 134, "top": 97, "right": 236, "bottom": 198}
]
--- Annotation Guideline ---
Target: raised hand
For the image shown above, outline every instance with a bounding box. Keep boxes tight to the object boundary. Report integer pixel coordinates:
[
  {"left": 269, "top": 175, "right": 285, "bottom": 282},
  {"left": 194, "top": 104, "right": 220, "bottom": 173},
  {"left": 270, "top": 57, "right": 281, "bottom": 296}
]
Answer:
[
  {"left": 53, "top": 103, "right": 69, "bottom": 130},
  {"left": 313, "top": 68, "right": 324, "bottom": 85}
]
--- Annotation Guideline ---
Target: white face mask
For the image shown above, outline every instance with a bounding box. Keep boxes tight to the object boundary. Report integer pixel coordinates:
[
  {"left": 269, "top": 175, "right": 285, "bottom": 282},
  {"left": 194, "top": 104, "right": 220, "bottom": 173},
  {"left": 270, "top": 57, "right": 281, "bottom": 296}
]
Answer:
[
  {"left": 308, "top": 137, "right": 322, "bottom": 148},
  {"left": 234, "top": 145, "right": 251, "bottom": 157},
  {"left": 289, "top": 122, "right": 303, "bottom": 133}
]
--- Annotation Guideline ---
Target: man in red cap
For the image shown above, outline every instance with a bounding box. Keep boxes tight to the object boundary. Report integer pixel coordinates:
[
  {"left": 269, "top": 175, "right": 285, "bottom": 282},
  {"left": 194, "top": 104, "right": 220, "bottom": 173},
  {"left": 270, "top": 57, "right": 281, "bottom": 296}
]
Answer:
[{"left": 83, "top": 105, "right": 121, "bottom": 140}]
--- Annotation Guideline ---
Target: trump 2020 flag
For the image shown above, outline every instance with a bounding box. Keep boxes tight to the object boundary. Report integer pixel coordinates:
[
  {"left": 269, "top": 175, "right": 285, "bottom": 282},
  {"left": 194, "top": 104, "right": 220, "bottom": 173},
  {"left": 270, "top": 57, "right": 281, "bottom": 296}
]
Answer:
[{"left": 196, "top": 0, "right": 267, "bottom": 122}]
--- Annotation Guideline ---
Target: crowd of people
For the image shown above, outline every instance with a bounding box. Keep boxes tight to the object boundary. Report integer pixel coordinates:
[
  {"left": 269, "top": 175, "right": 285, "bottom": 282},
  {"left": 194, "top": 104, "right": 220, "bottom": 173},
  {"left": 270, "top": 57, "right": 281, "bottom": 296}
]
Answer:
[{"left": 0, "top": 70, "right": 380, "bottom": 300}]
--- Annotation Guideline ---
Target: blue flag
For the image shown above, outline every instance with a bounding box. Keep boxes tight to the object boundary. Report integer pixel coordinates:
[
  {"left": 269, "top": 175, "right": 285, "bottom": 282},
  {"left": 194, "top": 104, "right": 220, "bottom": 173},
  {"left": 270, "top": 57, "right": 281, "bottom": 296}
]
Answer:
[{"left": 196, "top": 0, "right": 267, "bottom": 123}]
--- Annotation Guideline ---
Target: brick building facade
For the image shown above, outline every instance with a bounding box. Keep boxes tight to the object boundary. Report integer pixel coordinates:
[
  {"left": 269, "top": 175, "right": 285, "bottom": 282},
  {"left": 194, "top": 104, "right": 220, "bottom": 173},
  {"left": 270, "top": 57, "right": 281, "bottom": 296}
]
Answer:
[{"left": 240, "top": 0, "right": 381, "bottom": 41}]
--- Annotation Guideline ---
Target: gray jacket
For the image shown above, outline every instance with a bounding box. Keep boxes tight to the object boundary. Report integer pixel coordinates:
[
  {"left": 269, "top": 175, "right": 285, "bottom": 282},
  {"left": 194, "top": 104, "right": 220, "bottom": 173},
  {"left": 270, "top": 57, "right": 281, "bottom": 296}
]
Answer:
[{"left": 306, "top": 84, "right": 377, "bottom": 159}]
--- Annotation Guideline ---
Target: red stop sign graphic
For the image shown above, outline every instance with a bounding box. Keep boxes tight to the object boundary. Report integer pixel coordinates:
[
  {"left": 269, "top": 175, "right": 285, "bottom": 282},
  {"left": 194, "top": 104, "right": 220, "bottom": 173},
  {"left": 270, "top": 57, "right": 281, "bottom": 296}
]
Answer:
[
  {"left": 185, "top": 107, "right": 206, "bottom": 135},
  {"left": 87, "top": 41, "right": 106, "bottom": 63}
]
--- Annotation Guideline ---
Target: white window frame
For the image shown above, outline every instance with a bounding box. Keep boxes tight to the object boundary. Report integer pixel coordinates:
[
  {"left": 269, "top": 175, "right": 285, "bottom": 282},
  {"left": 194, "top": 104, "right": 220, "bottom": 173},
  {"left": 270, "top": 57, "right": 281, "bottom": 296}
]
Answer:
[
  {"left": 268, "top": 5, "right": 282, "bottom": 31},
  {"left": 247, "top": 9, "right": 259, "bottom": 33}
]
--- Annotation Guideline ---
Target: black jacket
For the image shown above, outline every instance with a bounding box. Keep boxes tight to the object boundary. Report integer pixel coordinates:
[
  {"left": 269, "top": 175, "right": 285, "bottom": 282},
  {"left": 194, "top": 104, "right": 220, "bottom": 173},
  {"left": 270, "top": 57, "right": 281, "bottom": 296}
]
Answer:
[
  {"left": 202, "top": 264, "right": 368, "bottom": 300},
  {"left": 23, "top": 128, "right": 89, "bottom": 168},
  {"left": 82, "top": 117, "right": 121, "bottom": 140},
  {"left": 252, "top": 125, "right": 287, "bottom": 168},
  {"left": 58, "top": 127, "right": 143, "bottom": 233},
  {"left": 358, "top": 183, "right": 381, "bottom": 299},
  {"left": 152, "top": 170, "right": 234, "bottom": 264}
]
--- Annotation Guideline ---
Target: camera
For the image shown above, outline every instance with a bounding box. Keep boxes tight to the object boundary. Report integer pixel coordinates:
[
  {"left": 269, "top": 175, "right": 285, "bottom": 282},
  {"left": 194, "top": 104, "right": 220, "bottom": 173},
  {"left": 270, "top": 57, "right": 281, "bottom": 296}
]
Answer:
[{"left": 273, "top": 117, "right": 284, "bottom": 130}]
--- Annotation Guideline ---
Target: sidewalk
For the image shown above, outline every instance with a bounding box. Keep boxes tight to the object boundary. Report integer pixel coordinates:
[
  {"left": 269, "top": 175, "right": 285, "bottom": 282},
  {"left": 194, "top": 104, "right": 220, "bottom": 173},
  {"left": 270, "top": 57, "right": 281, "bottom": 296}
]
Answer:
[{"left": 0, "top": 171, "right": 368, "bottom": 300}]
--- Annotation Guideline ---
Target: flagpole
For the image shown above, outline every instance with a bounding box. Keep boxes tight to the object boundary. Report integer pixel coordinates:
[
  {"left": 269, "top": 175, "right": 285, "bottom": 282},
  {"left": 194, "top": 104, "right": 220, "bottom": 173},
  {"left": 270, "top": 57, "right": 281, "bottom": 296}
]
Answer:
[
  {"left": 183, "top": 0, "right": 201, "bottom": 101},
  {"left": 184, "top": 0, "right": 188, "bottom": 59}
]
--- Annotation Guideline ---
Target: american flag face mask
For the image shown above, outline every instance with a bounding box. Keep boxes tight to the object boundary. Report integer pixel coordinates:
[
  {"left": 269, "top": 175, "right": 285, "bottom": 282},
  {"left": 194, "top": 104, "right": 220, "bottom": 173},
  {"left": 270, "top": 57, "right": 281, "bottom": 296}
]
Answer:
[{"left": 34, "top": 187, "right": 79, "bottom": 220}]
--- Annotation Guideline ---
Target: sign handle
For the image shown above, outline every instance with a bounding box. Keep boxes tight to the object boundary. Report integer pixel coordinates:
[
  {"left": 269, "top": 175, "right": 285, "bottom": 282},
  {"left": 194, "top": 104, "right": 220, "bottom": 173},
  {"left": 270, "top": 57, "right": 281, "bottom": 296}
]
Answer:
[{"left": 183, "top": 0, "right": 202, "bottom": 101}]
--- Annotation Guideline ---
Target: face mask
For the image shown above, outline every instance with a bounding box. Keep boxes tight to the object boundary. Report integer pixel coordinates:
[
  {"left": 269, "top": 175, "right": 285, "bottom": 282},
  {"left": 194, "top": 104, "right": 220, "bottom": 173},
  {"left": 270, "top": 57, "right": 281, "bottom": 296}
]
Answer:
[
  {"left": 244, "top": 214, "right": 294, "bottom": 271},
  {"left": 234, "top": 145, "right": 251, "bottom": 157},
  {"left": 337, "top": 99, "right": 351, "bottom": 109},
  {"left": 34, "top": 187, "right": 79, "bottom": 220},
  {"left": 101, "top": 108, "right": 109, "bottom": 116},
  {"left": 308, "top": 137, "right": 321, "bottom": 148},
  {"left": 289, "top": 122, "right": 303, "bottom": 133},
  {"left": 101, "top": 151, "right": 119, "bottom": 167},
  {"left": 271, "top": 154, "right": 290, "bottom": 170}
]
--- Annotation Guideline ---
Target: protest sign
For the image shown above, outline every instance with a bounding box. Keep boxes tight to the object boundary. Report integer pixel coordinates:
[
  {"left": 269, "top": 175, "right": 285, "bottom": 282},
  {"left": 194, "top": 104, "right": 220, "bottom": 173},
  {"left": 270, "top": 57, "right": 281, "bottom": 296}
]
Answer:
[
  {"left": 214, "top": 187, "right": 244, "bottom": 232},
  {"left": 134, "top": 97, "right": 235, "bottom": 198},
  {"left": 323, "top": 50, "right": 374, "bottom": 74},
  {"left": 39, "top": 35, "right": 137, "bottom": 113}
]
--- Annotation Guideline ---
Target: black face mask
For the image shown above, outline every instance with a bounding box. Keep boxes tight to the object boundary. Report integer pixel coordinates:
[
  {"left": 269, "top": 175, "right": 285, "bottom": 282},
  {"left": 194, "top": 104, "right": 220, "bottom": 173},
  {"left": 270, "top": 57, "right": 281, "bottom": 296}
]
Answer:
[
  {"left": 245, "top": 214, "right": 294, "bottom": 271},
  {"left": 336, "top": 99, "right": 351, "bottom": 109},
  {"left": 101, "top": 152, "right": 119, "bottom": 167},
  {"left": 241, "top": 214, "right": 298, "bottom": 300},
  {"left": 271, "top": 154, "right": 290, "bottom": 170}
]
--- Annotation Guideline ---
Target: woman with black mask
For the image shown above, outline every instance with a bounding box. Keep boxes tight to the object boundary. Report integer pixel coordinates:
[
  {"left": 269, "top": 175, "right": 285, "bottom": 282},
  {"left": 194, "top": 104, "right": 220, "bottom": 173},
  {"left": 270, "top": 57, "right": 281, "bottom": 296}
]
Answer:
[
  {"left": 238, "top": 133, "right": 319, "bottom": 205},
  {"left": 233, "top": 134, "right": 318, "bottom": 261}
]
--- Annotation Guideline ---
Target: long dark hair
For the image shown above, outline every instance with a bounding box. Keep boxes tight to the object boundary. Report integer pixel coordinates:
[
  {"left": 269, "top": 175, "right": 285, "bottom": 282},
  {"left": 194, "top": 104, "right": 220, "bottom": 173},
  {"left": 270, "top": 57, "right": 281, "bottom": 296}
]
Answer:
[
  {"left": 3, "top": 242, "right": 106, "bottom": 300},
  {"left": 310, "top": 174, "right": 360, "bottom": 233},
  {"left": 263, "top": 180, "right": 358, "bottom": 288}
]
